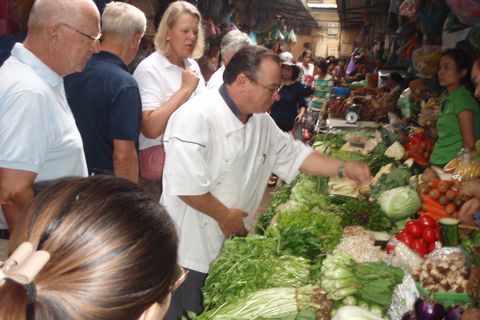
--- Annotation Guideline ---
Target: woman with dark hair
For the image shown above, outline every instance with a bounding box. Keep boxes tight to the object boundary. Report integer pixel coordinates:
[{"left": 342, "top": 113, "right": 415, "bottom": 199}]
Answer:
[
  {"left": 297, "top": 50, "right": 315, "bottom": 98},
  {"left": 429, "top": 49, "right": 480, "bottom": 167},
  {"left": 334, "top": 58, "right": 346, "bottom": 83},
  {"left": 306, "top": 58, "right": 335, "bottom": 133},
  {"left": 387, "top": 72, "right": 405, "bottom": 95},
  {"left": 268, "top": 57, "right": 307, "bottom": 186},
  {"left": 0, "top": 175, "right": 180, "bottom": 320}
]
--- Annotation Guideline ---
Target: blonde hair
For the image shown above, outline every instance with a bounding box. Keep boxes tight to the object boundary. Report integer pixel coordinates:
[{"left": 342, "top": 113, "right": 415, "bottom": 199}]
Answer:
[
  {"left": 0, "top": 176, "right": 178, "bottom": 320},
  {"left": 154, "top": 1, "right": 204, "bottom": 59}
]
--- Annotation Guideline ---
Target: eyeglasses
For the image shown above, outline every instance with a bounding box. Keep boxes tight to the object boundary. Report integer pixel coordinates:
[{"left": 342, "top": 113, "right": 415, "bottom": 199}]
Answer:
[
  {"left": 245, "top": 75, "right": 283, "bottom": 96},
  {"left": 59, "top": 22, "right": 101, "bottom": 48},
  {"left": 170, "top": 267, "right": 189, "bottom": 292}
]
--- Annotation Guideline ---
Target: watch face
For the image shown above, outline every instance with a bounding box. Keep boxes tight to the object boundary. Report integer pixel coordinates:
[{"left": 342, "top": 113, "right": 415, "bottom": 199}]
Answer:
[{"left": 346, "top": 111, "right": 359, "bottom": 124}]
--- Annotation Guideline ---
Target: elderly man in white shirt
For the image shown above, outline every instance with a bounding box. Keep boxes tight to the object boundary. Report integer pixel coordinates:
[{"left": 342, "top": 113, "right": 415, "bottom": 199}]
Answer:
[
  {"left": 161, "top": 45, "right": 372, "bottom": 320},
  {"left": 206, "top": 30, "right": 252, "bottom": 91}
]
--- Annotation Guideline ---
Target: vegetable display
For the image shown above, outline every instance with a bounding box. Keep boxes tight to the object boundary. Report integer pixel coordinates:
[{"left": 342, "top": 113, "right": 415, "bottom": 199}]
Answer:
[
  {"left": 321, "top": 250, "right": 404, "bottom": 317},
  {"left": 394, "top": 217, "right": 442, "bottom": 257},
  {"left": 196, "top": 127, "right": 479, "bottom": 319},
  {"left": 196, "top": 286, "right": 332, "bottom": 320},
  {"left": 378, "top": 187, "right": 421, "bottom": 221}
]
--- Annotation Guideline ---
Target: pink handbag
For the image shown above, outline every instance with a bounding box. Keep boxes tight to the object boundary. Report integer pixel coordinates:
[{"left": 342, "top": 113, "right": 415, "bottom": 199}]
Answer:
[{"left": 138, "top": 144, "right": 165, "bottom": 182}]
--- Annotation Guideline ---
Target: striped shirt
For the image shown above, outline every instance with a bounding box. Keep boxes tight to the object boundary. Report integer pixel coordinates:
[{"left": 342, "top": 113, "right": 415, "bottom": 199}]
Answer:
[{"left": 311, "top": 74, "right": 334, "bottom": 110}]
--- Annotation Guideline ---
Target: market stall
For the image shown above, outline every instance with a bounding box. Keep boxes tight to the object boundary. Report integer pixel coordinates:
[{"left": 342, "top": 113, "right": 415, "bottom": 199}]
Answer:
[{"left": 192, "top": 125, "right": 480, "bottom": 320}]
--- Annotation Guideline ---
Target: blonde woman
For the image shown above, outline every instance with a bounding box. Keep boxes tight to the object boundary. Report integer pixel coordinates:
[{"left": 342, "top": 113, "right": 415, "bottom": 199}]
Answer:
[{"left": 133, "top": 1, "right": 205, "bottom": 183}]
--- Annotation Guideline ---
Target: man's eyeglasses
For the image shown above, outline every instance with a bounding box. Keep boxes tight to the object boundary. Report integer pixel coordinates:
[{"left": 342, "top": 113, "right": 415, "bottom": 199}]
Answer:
[
  {"left": 170, "top": 267, "right": 189, "bottom": 292},
  {"left": 59, "top": 22, "right": 101, "bottom": 48},
  {"left": 245, "top": 75, "right": 283, "bottom": 96}
]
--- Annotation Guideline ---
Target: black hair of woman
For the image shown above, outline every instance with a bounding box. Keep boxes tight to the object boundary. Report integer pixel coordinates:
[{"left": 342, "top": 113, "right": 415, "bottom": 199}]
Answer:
[
  {"left": 441, "top": 49, "right": 475, "bottom": 93},
  {"left": 389, "top": 72, "right": 404, "bottom": 86}
]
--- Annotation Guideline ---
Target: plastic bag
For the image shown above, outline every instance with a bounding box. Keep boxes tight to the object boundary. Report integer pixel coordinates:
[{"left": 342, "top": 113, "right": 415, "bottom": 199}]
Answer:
[
  {"left": 397, "top": 88, "right": 412, "bottom": 119},
  {"left": 412, "top": 46, "right": 441, "bottom": 77},
  {"left": 387, "top": 272, "right": 420, "bottom": 320},
  {"left": 248, "top": 30, "right": 257, "bottom": 45},
  {"left": 287, "top": 28, "right": 297, "bottom": 44},
  {"left": 445, "top": 0, "right": 480, "bottom": 26},
  {"left": 441, "top": 16, "right": 472, "bottom": 51},
  {"left": 452, "top": 150, "right": 480, "bottom": 183},
  {"left": 399, "top": 0, "right": 419, "bottom": 17}
]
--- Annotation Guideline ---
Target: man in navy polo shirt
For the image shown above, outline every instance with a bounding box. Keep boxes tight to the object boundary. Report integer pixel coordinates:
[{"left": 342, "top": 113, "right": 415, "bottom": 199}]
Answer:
[{"left": 65, "top": 1, "right": 145, "bottom": 183}]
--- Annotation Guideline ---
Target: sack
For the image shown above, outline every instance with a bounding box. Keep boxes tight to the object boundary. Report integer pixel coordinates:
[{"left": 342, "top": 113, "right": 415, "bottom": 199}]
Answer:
[{"left": 138, "top": 144, "right": 165, "bottom": 182}]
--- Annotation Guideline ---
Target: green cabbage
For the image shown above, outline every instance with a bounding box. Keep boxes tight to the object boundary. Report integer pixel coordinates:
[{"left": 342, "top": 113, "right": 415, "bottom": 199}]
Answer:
[{"left": 377, "top": 187, "right": 421, "bottom": 221}]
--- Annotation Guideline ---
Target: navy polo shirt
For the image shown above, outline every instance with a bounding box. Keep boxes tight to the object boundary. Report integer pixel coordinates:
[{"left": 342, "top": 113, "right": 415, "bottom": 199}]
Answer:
[{"left": 64, "top": 50, "right": 142, "bottom": 174}]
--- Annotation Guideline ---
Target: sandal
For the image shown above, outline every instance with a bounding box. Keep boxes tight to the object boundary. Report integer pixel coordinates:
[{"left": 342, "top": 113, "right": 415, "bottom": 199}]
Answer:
[{"left": 267, "top": 176, "right": 278, "bottom": 187}]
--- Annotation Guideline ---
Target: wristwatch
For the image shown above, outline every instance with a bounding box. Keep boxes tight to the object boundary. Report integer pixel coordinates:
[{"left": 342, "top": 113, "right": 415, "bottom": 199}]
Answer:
[{"left": 338, "top": 160, "right": 344, "bottom": 178}]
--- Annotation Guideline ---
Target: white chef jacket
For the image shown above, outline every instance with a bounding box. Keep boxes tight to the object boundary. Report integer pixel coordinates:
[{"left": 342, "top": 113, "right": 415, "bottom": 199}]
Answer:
[
  {"left": 132, "top": 52, "right": 205, "bottom": 150},
  {"left": 161, "top": 84, "right": 313, "bottom": 273}
]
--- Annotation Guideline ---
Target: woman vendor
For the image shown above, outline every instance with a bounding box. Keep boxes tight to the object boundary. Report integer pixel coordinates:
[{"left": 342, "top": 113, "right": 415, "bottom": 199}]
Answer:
[
  {"left": 429, "top": 49, "right": 480, "bottom": 167},
  {"left": 268, "top": 57, "right": 307, "bottom": 186}
]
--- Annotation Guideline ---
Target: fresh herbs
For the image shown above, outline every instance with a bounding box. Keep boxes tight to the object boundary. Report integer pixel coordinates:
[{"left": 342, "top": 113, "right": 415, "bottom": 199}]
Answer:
[{"left": 339, "top": 197, "right": 396, "bottom": 232}]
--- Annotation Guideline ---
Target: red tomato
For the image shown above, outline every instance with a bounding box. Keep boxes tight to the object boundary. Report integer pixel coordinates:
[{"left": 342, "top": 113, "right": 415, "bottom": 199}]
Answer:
[
  {"left": 434, "top": 228, "right": 441, "bottom": 242},
  {"left": 399, "top": 233, "right": 415, "bottom": 248},
  {"left": 386, "top": 245, "right": 395, "bottom": 254},
  {"left": 412, "top": 239, "right": 428, "bottom": 257},
  {"left": 409, "top": 136, "right": 422, "bottom": 144},
  {"left": 428, "top": 241, "right": 442, "bottom": 253},
  {"left": 414, "top": 132, "right": 425, "bottom": 140},
  {"left": 406, "top": 220, "right": 424, "bottom": 238},
  {"left": 400, "top": 132, "right": 408, "bottom": 139},
  {"left": 404, "top": 142, "right": 414, "bottom": 151},
  {"left": 395, "top": 230, "right": 406, "bottom": 241},
  {"left": 425, "top": 140, "right": 434, "bottom": 148},
  {"left": 418, "top": 215, "right": 436, "bottom": 229},
  {"left": 422, "top": 227, "right": 437, "bottom": 244}
]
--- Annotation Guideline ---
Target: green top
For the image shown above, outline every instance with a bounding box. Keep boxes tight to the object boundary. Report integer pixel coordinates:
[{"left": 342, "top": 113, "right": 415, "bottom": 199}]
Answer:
[
  {"left": 430, "top": 85, "right": 480, "bottom": 166},
  {"left": 310, "top": 74, "right": 334, "bottom": 110}
]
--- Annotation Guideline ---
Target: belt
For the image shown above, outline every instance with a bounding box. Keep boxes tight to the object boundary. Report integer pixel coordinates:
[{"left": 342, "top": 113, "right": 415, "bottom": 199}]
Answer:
[{"left": 0, "top": 229, "right": 10, "bottom": 240}]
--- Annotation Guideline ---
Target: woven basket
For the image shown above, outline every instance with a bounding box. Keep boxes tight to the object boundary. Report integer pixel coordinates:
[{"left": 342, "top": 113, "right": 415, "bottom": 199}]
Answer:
[{"left": 459, "top": 224, "right": 479, "bottom": 240}]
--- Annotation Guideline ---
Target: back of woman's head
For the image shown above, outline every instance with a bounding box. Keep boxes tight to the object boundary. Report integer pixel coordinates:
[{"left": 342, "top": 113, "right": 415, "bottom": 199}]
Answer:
[{"left": 0, "top": 175, "right": 178, "bottom": 320}]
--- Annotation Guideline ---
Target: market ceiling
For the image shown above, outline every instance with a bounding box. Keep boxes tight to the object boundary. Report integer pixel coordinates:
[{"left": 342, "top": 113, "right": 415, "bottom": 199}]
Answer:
[{"left": 272, "top": 0, "right": 385, "bottom": 30}]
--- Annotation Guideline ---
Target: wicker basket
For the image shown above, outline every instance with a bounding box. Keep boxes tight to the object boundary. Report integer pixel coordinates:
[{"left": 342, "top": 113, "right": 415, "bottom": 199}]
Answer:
[{"left": 459, "top": 224, "right": 479, "bottom": 240}]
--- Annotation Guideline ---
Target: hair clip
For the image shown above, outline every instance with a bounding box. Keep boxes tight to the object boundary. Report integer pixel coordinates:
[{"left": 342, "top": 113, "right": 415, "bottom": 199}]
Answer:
[{"left": 1, "top": 242, "right": 50, "bottom": 285}]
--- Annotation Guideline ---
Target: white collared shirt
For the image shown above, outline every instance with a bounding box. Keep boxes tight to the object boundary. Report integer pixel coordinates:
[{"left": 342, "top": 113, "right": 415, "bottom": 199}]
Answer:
[
  {"left": 206, "top": 64, "right": 225, "bottom": 91},
  {"left": 161, "top": 88, "right": 313, "bottom": 273},
  {"left": 0, "top": 43, "right": 88, "bottom": 230},
  {"left": 133, "top": 51, "right": 205, "bottom": 150}
]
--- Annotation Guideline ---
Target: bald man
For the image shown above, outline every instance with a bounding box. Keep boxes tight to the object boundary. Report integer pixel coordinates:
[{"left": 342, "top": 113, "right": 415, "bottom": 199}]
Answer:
[{"left": 0, "top": 0, "right": 101, "bottom": 259}]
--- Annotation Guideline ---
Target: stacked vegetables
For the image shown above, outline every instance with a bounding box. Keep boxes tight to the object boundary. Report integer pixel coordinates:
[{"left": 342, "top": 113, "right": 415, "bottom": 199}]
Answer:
[
  {"left": 393, "top": 216, "right": 442, "bottom": 257},
  {"left": 417, "top": 179, "right": 463, "bottom": 220},
  {"left": 403, "top": 131, "right": 434, "bottom": 166},
  {"left": 321, "top": 250, "right": 404, "bottom": 318}
]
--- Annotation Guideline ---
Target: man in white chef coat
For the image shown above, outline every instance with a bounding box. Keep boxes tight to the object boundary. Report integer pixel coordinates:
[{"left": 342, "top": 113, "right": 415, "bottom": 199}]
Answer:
[{"left": 161, "top": 45, "right": 371, "bottom": 320}]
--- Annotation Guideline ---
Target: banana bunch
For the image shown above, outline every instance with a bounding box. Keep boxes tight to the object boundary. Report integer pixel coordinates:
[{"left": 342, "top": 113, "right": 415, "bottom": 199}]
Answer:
[{"left": 328, "top": 177, "right": 359, "bottom": 197}]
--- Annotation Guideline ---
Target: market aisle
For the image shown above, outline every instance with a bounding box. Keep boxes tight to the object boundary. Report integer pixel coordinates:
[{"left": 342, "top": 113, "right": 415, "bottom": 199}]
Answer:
[{"left": 247, "top": 181, "right": 282, "bottom": 232}]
